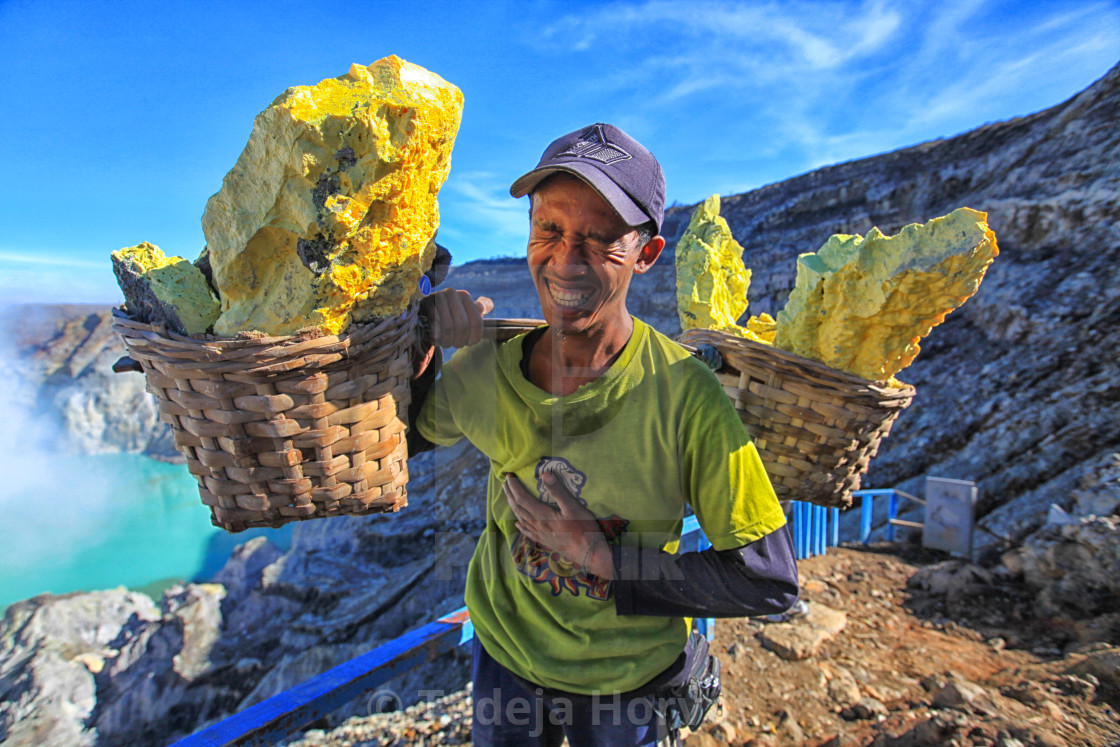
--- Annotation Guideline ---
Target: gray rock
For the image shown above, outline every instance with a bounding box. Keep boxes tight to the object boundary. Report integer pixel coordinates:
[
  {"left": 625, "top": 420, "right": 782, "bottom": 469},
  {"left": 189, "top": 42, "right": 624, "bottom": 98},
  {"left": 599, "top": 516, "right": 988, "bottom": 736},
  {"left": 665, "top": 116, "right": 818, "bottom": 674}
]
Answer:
[
  {"left": 0, "top": 587, "right": 160, "bottom": 746},
  {"left": 1067, "top": 646, "right": 1120, "bottom": 690},
  {"left": 826, "top": 666, "right": 862, "bottom": 707},
  {"left": 1002, "top": 515, "right": 1120, "bottom": 615},
  {"left": 909, "top": 560, "right": 993, "bottom": 596},
  {"left": 931, "top": 676, "right": 989, "bottom": 710},
  {"left": 757, "top": 602, "right": 846, "bottom": 660},
  {"left": 842, "top": 696, "right": 887, "bottom": 720}
]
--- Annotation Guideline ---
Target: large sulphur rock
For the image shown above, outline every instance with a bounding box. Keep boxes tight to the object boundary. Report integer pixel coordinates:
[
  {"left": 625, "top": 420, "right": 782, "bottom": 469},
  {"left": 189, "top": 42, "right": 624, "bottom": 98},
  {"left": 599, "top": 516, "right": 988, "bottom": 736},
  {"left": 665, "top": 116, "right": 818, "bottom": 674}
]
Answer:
[
  {"left": 775, "top": 208, "right": 999, "bottom": 380},
  {"left": 676, "top": 195, "right": 752, "bottom": 334},
  {"left": 111, "top": 242, "right": 220, "bottom": 335},
  {"left": 675, "top": 194, "right": 776, "bottom": 344},
  {"left": 202, "top": 55, "right": 463, "bottom": 336}
]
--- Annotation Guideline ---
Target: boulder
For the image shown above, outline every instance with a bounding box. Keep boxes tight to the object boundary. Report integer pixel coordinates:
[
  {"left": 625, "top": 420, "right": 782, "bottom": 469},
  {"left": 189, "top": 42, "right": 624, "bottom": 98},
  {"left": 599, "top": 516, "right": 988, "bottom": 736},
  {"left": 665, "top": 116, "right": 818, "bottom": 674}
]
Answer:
[
  {"left": 908, "top": 560, "right": 993, "bottom": 596},
  {"left": 757, "top": 602, "right": 846, "bottom": 660},
  {"left": 1002, "top": 515, "right": 1120, "bottom": 616},
  {"left": 0, "top": 588, "right": 160, "bottom": 746},
  {"left": 202, "top": 55, "right": 463, "bottom": 335},
  {"left": 775, "top": 207, "right": 998, "bottom": 381},
  {"left": 111, "top": 242, "right": 220, "bottom": 335}
]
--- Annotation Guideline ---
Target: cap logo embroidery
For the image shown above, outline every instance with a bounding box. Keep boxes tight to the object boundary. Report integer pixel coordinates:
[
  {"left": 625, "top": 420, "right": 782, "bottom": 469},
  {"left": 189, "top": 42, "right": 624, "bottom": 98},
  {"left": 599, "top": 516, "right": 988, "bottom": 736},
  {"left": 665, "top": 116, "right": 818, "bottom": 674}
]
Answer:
[{"left": 554, "top": 124, "right": 631, "bottom": 165}]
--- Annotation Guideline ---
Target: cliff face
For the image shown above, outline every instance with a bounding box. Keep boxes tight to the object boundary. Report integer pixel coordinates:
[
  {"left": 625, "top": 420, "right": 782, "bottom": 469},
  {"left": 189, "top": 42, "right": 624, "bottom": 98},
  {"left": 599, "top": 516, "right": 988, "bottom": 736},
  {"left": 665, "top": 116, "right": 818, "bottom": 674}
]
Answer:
[
  {"left": 1, "top": 305, "right": 177, "bottom": 460},
  {"left": 1, "top": 61, "right": 1118, "bottom": 745}
]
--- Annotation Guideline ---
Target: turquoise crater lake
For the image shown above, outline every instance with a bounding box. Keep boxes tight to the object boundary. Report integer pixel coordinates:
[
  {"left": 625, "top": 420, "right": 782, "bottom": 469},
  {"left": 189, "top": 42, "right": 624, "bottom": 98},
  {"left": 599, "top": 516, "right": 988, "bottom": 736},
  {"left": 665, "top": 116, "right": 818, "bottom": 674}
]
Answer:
[{"left": 0, "top": 453, "right": 291, "bottom": 615}]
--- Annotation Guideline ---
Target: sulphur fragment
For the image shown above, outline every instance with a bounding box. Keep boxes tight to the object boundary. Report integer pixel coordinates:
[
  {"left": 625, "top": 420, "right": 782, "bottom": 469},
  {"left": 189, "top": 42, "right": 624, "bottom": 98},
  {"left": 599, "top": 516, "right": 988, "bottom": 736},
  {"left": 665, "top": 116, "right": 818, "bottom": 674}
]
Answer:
[
  {"left": 111, "top": 242, "right": 220, "bottom": 335},
  {"left": 202, "top": 55, "right": 463, "bottom": 336},
  {"left": 675, "top": 195, "right": 776, "bottom": 344},
  {"left": 676, "top": 195, "right": 754, "bottom": 334},
  {"left": 775, "top": 208, "right": 999, "bottom": 380}
]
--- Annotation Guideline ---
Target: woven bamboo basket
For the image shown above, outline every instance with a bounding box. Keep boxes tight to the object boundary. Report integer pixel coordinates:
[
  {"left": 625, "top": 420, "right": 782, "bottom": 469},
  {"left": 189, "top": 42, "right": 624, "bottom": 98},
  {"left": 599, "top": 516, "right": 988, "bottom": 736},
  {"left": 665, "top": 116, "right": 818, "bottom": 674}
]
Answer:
[
  {"left": 678, "top": 328, "right": 915, "bottom": 509},
  {"left": 111, "top": 306, "right": 417, "bottom": 532}
]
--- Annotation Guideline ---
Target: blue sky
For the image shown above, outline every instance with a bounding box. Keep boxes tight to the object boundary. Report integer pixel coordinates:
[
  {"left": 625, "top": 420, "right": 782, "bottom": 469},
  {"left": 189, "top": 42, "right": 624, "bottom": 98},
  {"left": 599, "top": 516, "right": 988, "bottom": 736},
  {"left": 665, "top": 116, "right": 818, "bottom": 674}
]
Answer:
[{"left": 1, "top": 0, "right": 1118, "bottom": 306}]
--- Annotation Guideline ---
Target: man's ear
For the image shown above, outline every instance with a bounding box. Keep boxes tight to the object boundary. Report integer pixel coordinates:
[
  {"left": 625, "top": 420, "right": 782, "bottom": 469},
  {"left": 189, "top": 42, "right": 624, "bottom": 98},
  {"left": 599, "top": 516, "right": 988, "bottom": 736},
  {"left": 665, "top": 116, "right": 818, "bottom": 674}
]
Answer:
[{"left": 634, "top": 235, "right": 665, "bottom": 275}]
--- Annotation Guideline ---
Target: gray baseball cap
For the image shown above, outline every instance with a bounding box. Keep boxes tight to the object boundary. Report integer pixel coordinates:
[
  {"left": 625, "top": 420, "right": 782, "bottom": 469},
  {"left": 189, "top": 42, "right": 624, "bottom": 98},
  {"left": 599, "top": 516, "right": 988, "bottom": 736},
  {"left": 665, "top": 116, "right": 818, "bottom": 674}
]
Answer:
[{"left": 510, "top": 123, "right": 666, "bottom": 233}]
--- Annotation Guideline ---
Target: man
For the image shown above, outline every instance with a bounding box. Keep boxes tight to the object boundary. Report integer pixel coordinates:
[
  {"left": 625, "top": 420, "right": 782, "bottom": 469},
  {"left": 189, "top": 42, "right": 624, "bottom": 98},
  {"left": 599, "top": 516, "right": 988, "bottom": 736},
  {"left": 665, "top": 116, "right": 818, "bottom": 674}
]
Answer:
[{"left": 411, "top": 123, "right": 798, "bottom": 747}]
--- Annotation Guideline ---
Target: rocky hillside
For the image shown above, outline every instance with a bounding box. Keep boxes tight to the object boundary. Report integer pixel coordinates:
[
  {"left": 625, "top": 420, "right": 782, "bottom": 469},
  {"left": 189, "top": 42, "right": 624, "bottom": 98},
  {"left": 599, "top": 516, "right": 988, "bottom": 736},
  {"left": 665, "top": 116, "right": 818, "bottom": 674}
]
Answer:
[
  {"left": 448, "top": 60, "right": 1120, "bottom": 560},
  {"left": 1, "top": 61, "right": 1118, "bottom": 745}
]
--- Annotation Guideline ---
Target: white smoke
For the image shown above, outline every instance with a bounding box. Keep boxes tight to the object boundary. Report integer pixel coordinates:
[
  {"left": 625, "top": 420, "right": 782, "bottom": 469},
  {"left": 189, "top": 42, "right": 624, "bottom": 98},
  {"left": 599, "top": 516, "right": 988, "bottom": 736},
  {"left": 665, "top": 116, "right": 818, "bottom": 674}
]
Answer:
[{"left": 0, "top": 306, "right": 120, "bottom": 593}]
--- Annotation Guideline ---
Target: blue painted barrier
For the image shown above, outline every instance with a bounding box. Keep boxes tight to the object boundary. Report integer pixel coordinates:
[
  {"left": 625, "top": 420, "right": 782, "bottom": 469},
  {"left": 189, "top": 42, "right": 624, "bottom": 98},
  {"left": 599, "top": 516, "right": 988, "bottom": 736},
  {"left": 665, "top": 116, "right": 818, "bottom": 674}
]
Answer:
[
  {"left": 174, "top": 607, "right": 474, "bottom": 747},
  {"left": 855, "top": 489, "right": 898, "bottom": 544},
  {"left": 788, "top": 500, "right": 841, "bottom": 560},
  {"left": 853, "top": 489, "right": 924, "bottom": 545}
]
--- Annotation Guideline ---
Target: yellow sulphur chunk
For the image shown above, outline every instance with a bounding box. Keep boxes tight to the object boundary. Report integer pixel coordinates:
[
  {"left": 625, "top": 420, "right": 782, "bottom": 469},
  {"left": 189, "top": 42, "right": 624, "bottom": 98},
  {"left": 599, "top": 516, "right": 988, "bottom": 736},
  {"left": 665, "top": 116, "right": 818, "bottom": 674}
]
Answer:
[
  {"left": 202, "top": 55, "right": 463, "bottom": 336},
  {"left": 675, "top": 195, "right": 753, "bottom": 333},
  {"left": 775, "top": 208, "right": 999, "bottom": 380},
  {"left": 111, "top": 242, "right": 220, "bottom": 336},
  {"left": 674, "top": 194, "right": 776, "bottom": 344}
]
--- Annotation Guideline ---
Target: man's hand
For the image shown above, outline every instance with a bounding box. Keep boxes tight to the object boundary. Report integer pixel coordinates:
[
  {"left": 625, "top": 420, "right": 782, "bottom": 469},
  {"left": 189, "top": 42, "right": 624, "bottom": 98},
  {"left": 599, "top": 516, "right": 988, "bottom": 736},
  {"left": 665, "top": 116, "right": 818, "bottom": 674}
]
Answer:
[
  {"left": 414, "top": 289, "right": 494, "bottom": 378},
  {"left": 424, "top": 288, "right": 494, "bottom": 348},
  {"left": 503, "top": 472, "right": 615, "bottom": 579}
]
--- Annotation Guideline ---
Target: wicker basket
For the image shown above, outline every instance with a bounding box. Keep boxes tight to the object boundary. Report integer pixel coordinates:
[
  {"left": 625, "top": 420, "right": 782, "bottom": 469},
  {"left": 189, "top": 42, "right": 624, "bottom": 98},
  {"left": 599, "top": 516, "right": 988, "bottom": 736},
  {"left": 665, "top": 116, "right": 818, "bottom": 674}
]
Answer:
[
  {"left": 112, "top": 306, "right": 417, "bottom": 532},
  {"left": 678, "top": 328, "right": 915, "bottom": 509}
]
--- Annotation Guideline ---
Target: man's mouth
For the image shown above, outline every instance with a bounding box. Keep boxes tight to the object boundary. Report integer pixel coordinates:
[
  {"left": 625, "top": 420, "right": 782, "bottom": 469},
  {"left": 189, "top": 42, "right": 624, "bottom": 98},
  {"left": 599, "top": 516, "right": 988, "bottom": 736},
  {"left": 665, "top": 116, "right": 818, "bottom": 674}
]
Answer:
[{"left": 548, "top": 284, "right": 593, "bottom": 309}]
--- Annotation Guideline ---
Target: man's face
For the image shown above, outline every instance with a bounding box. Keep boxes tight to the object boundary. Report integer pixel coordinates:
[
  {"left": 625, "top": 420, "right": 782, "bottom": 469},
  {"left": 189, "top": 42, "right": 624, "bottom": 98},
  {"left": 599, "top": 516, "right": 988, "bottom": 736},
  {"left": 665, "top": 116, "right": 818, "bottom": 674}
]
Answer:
[{"left": 527, "top": 175, "right": 658, "bottom": 337}]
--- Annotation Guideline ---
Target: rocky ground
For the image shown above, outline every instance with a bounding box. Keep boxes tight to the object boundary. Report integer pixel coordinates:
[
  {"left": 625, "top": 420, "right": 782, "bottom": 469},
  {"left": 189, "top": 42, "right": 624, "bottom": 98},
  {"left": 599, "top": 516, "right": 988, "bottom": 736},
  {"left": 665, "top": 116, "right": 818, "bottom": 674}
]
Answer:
[{"left": 283, "top": 544, "right": 1120, "bottom": 747}]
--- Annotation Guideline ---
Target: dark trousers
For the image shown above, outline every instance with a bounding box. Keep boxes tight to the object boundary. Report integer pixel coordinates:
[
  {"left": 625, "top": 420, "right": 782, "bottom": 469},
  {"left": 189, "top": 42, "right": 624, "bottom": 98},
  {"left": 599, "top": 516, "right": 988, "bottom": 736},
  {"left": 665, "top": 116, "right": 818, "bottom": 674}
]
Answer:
[{"left": 470, "top": 637, "right": 670, "bottom": 747}]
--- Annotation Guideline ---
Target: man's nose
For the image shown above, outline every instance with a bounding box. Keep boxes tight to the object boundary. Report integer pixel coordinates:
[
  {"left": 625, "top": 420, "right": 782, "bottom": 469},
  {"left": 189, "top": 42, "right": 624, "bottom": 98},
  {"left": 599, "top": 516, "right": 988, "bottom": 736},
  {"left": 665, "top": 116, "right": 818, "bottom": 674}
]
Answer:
[{"left": 550, "top": 235, "right": 590, "bottom": 270}]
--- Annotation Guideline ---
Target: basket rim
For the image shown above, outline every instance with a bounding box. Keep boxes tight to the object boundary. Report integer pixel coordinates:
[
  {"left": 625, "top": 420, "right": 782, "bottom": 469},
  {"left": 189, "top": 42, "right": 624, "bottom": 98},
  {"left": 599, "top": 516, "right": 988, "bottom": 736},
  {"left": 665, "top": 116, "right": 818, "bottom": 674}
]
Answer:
[
  {"left": 677, "top": 327, "right": 916, "bottom": 401},
  {"left": 111, "top": 305, "right": 417, "bottom": 376},
  {"left": 111, "top": 305, "right": 413, "bottom": 348}
]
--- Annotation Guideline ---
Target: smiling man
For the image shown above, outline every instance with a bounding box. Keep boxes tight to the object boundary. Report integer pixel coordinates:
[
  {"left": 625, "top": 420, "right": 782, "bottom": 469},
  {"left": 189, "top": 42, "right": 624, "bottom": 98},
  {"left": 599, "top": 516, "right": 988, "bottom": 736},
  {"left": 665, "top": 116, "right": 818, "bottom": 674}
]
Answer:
[{"left": 411, "top": 123, "right": 798, "bottom": 747}]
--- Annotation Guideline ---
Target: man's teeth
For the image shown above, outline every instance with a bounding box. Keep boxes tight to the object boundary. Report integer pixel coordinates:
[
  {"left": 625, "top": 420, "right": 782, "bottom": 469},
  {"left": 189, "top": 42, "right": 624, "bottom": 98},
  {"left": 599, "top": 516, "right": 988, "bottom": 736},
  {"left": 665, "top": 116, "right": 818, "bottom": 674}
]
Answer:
[{"left": 550, "top": 287, "right": 591, "bottom": 308}]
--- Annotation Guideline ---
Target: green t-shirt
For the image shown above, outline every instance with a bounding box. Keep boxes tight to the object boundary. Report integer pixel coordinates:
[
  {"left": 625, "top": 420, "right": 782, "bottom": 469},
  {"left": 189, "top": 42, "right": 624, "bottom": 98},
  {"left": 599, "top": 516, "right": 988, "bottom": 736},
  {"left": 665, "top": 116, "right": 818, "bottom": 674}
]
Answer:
[{"left": 417, "top": 317, "right": 786, "bottom": 694}]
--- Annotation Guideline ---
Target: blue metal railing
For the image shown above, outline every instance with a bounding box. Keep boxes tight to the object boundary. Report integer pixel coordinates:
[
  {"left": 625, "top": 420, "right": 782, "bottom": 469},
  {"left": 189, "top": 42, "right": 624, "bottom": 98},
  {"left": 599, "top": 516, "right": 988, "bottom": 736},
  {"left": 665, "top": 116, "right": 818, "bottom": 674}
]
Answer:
[
  {"left": 854, "top": 489, "right": 924, "bottom": 543},
  {"left": 790, "top": 501, "right": 840, "bottom": 559},
  {"left": 176, "top": 498, "right": 874, "bottom": 746}
]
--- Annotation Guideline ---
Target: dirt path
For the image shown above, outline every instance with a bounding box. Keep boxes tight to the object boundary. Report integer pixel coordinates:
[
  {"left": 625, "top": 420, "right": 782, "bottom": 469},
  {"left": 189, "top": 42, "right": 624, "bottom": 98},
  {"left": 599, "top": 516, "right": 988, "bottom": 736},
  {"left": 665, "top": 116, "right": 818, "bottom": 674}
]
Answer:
[{"left": 703, "top": 545, "right": 1120, "bottom": 746}]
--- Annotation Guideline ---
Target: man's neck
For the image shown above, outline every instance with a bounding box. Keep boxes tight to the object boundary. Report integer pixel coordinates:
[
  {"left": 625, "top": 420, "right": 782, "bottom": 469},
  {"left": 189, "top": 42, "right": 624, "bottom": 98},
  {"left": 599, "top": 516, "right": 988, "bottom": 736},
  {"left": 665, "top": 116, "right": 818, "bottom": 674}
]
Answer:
[{"left": 529, "top": 315, "right": 635, "bottom": 396}]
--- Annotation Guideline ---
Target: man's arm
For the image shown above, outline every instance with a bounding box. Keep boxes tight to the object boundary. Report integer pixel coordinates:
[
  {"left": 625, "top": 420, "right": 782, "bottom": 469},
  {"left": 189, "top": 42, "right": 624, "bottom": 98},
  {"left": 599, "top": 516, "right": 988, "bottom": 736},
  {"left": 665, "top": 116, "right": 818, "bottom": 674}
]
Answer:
[
  {"left": 408, "top": 288, "right": 493, "bottom": 453},
  {"left": 604, "top": 358, "right": 799, "bottom": 619},
  {"left": 407, "top": 344, "right": 443, "bottom": 455},
  {"left": 610, "top": 527, "right": 799, "bottom": 618}
]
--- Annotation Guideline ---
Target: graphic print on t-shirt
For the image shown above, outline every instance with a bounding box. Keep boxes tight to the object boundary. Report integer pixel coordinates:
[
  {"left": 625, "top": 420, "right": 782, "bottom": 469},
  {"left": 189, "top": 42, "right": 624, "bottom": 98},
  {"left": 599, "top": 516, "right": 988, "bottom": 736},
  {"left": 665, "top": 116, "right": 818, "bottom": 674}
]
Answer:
[{"left": 511, "top": 456, "right": 628, "bottom": 600}]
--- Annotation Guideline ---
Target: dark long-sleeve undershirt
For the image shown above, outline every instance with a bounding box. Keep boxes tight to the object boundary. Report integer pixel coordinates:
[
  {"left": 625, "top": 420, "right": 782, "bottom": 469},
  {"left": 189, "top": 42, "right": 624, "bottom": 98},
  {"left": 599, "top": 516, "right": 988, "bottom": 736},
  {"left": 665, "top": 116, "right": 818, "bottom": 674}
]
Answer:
[
  {"left": 611, "top": 525, "right": 799, "bottom": 618},
  {"left": 407, "top": 345, "right": 442, "bottom": 456}
]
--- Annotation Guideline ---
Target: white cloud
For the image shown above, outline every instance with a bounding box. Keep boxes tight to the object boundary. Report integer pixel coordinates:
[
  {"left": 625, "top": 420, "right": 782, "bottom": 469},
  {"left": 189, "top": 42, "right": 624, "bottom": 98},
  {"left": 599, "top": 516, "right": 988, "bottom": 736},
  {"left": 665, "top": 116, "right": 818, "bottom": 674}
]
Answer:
[
  {"left": 0, "top": 251, "right": 104, "bottom": 268},
  {"left": 599, "top": 2, "right": 1114, "bottom": 199},
  {"left": 534, "top": 0, "right": 902, "bottom": 71},
  {"left": 445, "top": 172, "right": 527, "bottom": 237}
]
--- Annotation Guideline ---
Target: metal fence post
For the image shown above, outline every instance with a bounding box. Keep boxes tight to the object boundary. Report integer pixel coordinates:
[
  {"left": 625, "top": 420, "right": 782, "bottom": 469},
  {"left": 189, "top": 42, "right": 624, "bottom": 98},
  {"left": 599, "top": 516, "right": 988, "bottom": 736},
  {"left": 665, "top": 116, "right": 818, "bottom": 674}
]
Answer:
[
  {"left": 887, "top": 490, "right": 899, "bottom": 543},
  {"left": 860, "top": 494, "right": 873, "bottom": 544}
]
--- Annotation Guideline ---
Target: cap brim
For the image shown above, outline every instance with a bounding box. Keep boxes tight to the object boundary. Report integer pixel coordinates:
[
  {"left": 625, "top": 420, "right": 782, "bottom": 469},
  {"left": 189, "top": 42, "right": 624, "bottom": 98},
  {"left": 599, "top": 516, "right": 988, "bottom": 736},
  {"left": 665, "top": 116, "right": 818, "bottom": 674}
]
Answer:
[{"left": 509, "top": 163, "right": 651, "bottom": 228}]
